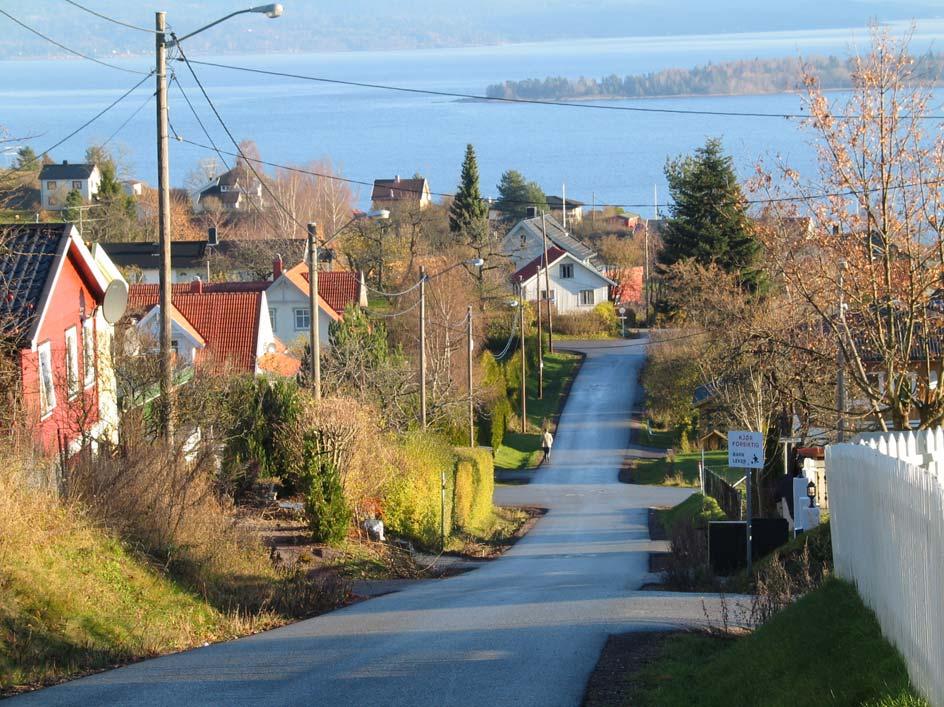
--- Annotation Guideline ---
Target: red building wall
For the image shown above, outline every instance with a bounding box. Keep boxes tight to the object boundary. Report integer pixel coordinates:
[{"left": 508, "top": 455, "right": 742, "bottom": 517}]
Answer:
[{"left": 19, "top": 249, "right": 100, "bottom": 455}]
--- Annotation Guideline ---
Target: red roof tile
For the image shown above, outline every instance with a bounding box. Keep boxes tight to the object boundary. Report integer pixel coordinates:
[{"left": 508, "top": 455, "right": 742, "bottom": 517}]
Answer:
[
  {"left": 128, "top": 286, "right": 262, "bottom": 372},
  {"left": 512, "top": 247, "right": 567, "bottom": 284},
  {"left": 299, "top": 270, "right": 361, "bottom": 316}
]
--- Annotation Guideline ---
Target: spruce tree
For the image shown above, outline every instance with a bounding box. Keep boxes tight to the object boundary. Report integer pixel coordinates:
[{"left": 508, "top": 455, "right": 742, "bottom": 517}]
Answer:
[
  {"left": 659, "top": 138, "right": 759, "bottom": 287},
  {"left": 496, "top": 169, "right": 547, "bottom": 221},
  {"left": 449, "top": 144, "right": 488, "bottom": 243}
]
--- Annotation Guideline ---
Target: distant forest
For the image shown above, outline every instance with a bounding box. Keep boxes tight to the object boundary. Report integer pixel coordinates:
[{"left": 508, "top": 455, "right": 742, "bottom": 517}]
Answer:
[{"left": 485, "top": 53, "right": 944, "bottom": 101}]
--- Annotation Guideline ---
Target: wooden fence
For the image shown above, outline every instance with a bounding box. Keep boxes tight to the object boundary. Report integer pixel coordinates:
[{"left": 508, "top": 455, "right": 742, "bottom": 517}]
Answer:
[
  {"left": 704, "top": 468, "right": 742, "bottom": 520},
  {"left": 827, "top": 440, "right": 944, "bottom": 706}
]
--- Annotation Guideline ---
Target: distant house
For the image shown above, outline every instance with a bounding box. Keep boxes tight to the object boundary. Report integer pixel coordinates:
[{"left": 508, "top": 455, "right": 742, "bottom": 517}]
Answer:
[
  {"left": 126, "top": 280, "right": 289, "bottom": 375},
  {"left": 545, "top": 195, "right": 584, "bottom": 224},
  {"left": 0, "top": 223, "right": 122, "bottom": 455},
  {"left": 503, "top": 213, "right": 597, "bottom": 271},
  {"left": 195, "top": 167, "right": 263, "bottom": 212},
  {"left": 38, "top": 161, "right": 101, "bottom": 211},
  {"left": 265, "top": 259, "right": 367, "bottom": 348},
  {"left": 371, "top": 176, "right": 431, "bottom": 211},
  {"left": 513, "top": 246, "right": 614, "bottom": 314}
]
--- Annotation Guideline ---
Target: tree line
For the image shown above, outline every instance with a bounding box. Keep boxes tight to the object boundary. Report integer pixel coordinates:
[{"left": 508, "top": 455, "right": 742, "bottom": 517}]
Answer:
[{"left": 486, "top": 52, "right": 944, "bottom": 101}]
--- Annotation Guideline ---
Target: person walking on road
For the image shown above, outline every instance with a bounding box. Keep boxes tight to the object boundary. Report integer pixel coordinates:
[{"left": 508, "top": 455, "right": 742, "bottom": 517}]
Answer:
[{"left": 542, "top": 428, "right": 554, "bottom": 462}]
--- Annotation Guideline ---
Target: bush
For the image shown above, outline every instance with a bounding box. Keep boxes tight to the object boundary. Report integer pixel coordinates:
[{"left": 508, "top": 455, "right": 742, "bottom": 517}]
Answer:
[
  {"left": 455, "top": 447, "right": 494, "bottom": 531},
  {"left": 554, "top": 306, "right": 617, "bottom": 337},
  {"left": 486, "top": 396, "right": 511, "bottom": 450},
  {"left": 302, "top": 449, "right": 352, "bottom": 546}
]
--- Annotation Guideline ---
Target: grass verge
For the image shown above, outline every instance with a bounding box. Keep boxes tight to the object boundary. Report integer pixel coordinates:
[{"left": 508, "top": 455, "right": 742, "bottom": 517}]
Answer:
[
  {"left": 628, "top": 578, "right": 927, "bottom": 706},
  {"left": 632, "top": 449, "right": 738, "bottom": 486},
  {"left": 654, "top": 492, "right": 726, "bottom": 533},
  {"left": 494, "top": 351, "right": 582, "bottom": 470}
]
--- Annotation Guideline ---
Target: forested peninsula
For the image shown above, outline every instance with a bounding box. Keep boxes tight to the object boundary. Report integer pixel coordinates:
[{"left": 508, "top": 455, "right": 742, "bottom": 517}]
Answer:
[{"left": 485, "top": 53, "right": 944, "bottom": 101}]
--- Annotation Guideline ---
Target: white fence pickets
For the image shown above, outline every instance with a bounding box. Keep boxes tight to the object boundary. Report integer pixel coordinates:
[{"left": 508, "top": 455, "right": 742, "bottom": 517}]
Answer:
[{"left": 827, "top": 441, "right": 944, "bottom": 706}]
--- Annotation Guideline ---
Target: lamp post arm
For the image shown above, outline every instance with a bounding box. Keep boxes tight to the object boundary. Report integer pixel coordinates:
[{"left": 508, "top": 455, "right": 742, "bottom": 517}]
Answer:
[{"left": 166, "top": 5, "right": 281, "bottom": 46}]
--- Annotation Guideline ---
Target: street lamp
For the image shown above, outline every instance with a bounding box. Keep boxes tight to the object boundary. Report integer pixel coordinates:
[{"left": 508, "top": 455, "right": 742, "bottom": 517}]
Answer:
[
  {"left": 806, "top": 480, "right": 816, "bottom": 508},
  {"left": 309, "top": 210, "right": 389, "bottom": 400},
  {"left": 154, "top": 5, "right": 282, "bottom": 437}
]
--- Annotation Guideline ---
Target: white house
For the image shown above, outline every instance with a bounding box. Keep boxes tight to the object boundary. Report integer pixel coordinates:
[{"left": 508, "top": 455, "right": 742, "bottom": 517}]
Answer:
[
  {"left": 39, "top": 161, "right": 101, "bottom": 211},
  {"left": 513, "top": 246, "right": 614, "bottom": 314},
  {"left": 195, "top": 166, "right": 263, "bottom": 213},
  {"left": 502, "top": 213, "right": 597, "bottom": 271},
  {"left": 265, "top": 260, "right": 367, "bottom": 349}
]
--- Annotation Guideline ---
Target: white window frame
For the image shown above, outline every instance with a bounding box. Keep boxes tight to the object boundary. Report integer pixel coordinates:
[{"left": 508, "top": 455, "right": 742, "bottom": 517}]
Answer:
[
  {"left": 560, "top": 263, "right": 574, "bottom": 279},
  {"left": 38, "top": 341, "right": 56, "bottom": 417},
  {"left": 82, "top": 318, "right": 96, "bottom": 388},
  {"left": 47, "top": 180, "right": 57, "bottom": 190},
  {"left": 65, "top": 326, "right": 80, "bottom": 399},
  {"left": 579, "top": 289, "right": 595, "bottom": 307},
  {"left": 294, "top": 307, "right": 310, "bottom": 331},
  {"left": 269, "top": 307, "right": 278, "bottom": 330},
  {"left": 72, "top": 180, "right": 82, "bottom": 190}
]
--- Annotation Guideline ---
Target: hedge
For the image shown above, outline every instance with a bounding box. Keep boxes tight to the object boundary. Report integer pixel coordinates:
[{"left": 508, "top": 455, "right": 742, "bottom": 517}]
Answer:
[{"left": 454, "top": 447, "right": 494, "bottom": 532}]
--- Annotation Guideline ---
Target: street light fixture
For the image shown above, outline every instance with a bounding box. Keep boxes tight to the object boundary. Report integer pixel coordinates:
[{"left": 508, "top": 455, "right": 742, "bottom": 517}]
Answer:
[
  {"left": 154, "top": 5, "right": 283, "bottom": 437},
  {"left": 806, "top": 480, "right": 816, "bottom": 508}
]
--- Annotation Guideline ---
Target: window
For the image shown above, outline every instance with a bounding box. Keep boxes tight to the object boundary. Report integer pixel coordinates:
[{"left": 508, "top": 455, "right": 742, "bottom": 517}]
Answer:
[
  {"left": 38, "top": 342, "right": 56, "bottom": 416},
  {"left": 579, "top": 289, "right": 595, "bottom": 306},
  {"left": 65, "top": 327, "right": 80, "bottom": 399},
  {"left": 171, "top": 340, "right": 180, "bottom": 356},
  {"left": 72, "top": 180, "right": 82, "bottom": 190},
  {"left": 82, "top": 318, "right": 95, "bottom": 388},
  {"left": 560, "top": 263, "right": 574, "bottom": 279},
  {"left": 294, "top": 307, "right": 311, "bottom": 330},
  {"left": 48, "top": 196, "right": 58, "bottom": 207},
  {"left": 269, "top": 307, "right": 278, "bottom": 330},
  {"left": 540, "top": 289, "right": 556, "bottom": 303},
  {"left": 47, "top": 180, "right": 57, "bottom": 190}
]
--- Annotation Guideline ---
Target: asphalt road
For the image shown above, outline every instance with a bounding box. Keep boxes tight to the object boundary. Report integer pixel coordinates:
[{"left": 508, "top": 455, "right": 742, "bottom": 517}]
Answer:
[{"left": 17, "top": 338, "right": 722, "bottom": 707}]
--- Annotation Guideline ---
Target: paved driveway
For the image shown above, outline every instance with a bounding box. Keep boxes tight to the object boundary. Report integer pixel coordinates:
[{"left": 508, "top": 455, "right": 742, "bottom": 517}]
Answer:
[{"left": 16, "top": 338, "right": 721, "bottom": 707}]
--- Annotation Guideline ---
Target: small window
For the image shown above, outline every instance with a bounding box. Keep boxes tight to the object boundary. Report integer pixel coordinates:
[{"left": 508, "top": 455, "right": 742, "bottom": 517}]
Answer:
[
  {"left": 269, "top": 307, "right": 277, "bottom": 330},
  {"left": 82, "top": 318, "right": 96, "bottom": 388},
  {"left": 48, "top": 196, "right": 58, "bottom": 207},
  {"left": 294, "top": 308, "right": 311, "bottom": 330},
  {"left": 560, "top": 263, "right": 574, "bottom": 279},
  {"left": 72, "top": 180, "right": 82, "bottom": 190},
  {"left": 38, "top": 342, "right": 56, "bottom": 416},
  {"left": 171, "top": 340, "right": 180, "bottom": 356},
  {"left": 580, "top": 289, "right": 595, "bottom": 306},
  {"left": 65, "top": 327, "right": 80, "bottom": 399},
  {"left": 47, "top": 180, "right": 57, "bottom": 190}
]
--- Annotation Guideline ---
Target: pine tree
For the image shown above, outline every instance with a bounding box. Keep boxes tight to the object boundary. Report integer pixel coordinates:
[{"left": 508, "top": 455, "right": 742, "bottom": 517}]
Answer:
[
  {"left": 449, "top": 144, "right": 488, "bottom": 244},
  {"left": 63, "top": 189, "right": 84, "bottom": 225},
  {"left": 14, "top": 146, "right": 38, "bottom": 172},
  {"left": 496, "top": 169, "right": 547, "bottom": 221},
  {"left": 659, "top": 138, "right": 759, "bottom": 287}
]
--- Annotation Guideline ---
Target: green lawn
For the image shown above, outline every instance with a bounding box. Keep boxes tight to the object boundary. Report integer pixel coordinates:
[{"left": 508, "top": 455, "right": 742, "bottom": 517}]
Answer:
[
  {"left": 636, "top": 425, "right": 679, "bottom": 449},
  {"left": 632, "top": 449, "right": 740, "bottom": 487},
  {"left": 655, "top": 492, "right": 726, "bottom": 532},
  {"left": 632, "top": 578, "right": 927, "bottom": 706},
  {"left": 494, "top": 351, "right": 581, "bottom": 470}
]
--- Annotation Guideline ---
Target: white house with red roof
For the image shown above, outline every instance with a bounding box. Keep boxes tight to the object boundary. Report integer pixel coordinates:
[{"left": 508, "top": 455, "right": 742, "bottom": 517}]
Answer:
[
  {"left": 264, "top": 258, "right": 367, "bottom": 349},
  {"left": 513, "top": 246, "right": 614, "bottom": 314},
  {"left": 126, "top": 280, "right": 292, "bottom": 376}
]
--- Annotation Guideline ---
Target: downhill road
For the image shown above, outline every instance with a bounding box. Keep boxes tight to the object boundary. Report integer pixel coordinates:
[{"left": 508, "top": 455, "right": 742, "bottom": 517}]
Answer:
[{"left": 16, "top": 339, "right": 721, "bottom": 707}]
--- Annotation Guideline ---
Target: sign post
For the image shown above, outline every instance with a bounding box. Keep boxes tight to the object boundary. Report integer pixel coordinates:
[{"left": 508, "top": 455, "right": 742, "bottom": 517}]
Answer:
[{"left": 727, "top": 430, "right": 765, "bottom": 574}]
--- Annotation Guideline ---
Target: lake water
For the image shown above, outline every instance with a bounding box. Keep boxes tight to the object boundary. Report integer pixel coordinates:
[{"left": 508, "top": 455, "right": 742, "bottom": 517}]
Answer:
[{"left": 2, "top": 20, "right": 943, "bottom": 213}]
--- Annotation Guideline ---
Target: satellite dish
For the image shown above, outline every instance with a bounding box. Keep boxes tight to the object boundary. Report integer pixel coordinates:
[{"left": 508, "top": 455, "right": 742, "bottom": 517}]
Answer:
[{"left": 102, "top": 279, "right": 129, "bottom": 324}]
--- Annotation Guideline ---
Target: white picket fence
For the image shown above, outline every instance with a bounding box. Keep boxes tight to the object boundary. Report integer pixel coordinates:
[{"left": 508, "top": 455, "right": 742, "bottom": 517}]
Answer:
[{"left": 827, "top": 437, "right": 944, "bottom": 706}]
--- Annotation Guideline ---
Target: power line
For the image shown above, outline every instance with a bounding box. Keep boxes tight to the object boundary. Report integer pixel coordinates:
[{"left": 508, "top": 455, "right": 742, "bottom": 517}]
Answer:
[
  {"left": 172, "top": 40, "right": 308, "bottom": 233},
  {"left": 179, "top": 57, "right": 944, "bottom": 122},
  {"left": 0, "top": 8, "right": 148, "bottom": 75},
  {"left": 39, "top": 72, "right": 154, "bottom": 157},
  {"left": 170, "top": 74, "right": 231, "bottom": 172},
  {"left": 102, "top": 88, "right": 155, "bottom": 148},
  {"left": 62, "top": 0, "right": 158, "bottom": 34}
]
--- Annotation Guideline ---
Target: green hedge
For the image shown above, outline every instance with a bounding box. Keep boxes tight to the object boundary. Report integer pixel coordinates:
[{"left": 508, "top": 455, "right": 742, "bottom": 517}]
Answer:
[{"left": 383, "top": 434, "right": 496, "bottom": 548}]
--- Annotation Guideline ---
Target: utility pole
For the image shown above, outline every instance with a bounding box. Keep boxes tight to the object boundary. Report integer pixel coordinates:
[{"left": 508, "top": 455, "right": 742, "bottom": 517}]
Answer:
[
  {"left": 307, "top": 222, "right": 321, "bottom": 400},
  {"left": 518, "top": 276, "right": 527, "bottom": 434},
  {"left": 155, "top": 11, "right": 174, "bottom": 439},
  {"left": 541, "top": 212, "right": 554, "bottom": 353},
  {"left": 467, "top": 305, "right": 474, "bottom": 447},
  {"left": 420, "top": 265, "right": 427, "bottom": 430},
  {"left": 562, "top": 183, "right": 567, "bottom": 230},
  {"left": 536, "top": 274, "right": 544, "bottom": 400},
  {"left": 837, "top": 260, "right": 848, "bottom": 442}
]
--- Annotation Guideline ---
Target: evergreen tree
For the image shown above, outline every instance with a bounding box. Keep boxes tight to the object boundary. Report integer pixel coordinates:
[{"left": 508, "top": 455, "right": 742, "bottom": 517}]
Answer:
[
  {"left": 449, "top": 144, "right": 488, "bottom": 244},
  {"left": 495, "top": 169, "right": 547, "bottom": 221},
  {"left": 659, "top": 138, "right": 759, "bottom": 287},
  {"left": 14, "top": 146, "right": 38, "bottom": 172},
  {"left": 63, "top": 189, "right": 84, "bottom": 225},
  {"left": 83, "top": 145, "right": 137, "bottom": 242}
]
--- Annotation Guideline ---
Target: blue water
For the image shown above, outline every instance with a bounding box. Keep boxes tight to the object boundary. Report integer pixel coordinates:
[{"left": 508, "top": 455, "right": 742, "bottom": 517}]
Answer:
[{"left": 2, "top": 20, "right": 943, "bottom": 212}]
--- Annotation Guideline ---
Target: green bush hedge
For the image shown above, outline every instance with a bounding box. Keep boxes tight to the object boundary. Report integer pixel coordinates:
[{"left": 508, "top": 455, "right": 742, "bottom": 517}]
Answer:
[{"left": 383, "top": 434, "right": 496, "bottom": 548}]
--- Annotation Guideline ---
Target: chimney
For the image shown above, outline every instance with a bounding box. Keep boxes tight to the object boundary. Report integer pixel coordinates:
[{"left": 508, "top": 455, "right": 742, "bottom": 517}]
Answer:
[
  {"left": 191, "top": 276, "right": 203, "bottom": 294},
  {"left": 395, "top": 174, "right": 400, "bottom": 183},
  {"left": 273, "top": 254, "right": 283, "bottom": 280},
  {"left": 526, "top": 206, "right": 538, "bottom": 219},
  {"left": 62, "top": 160, "right": 68, "bottom": 165}
]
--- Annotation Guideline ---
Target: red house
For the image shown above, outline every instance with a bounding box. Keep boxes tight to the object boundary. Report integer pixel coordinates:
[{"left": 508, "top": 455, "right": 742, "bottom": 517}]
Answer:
[{"left": 1, "top": 224, "right": 116, "bottom": 456}]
